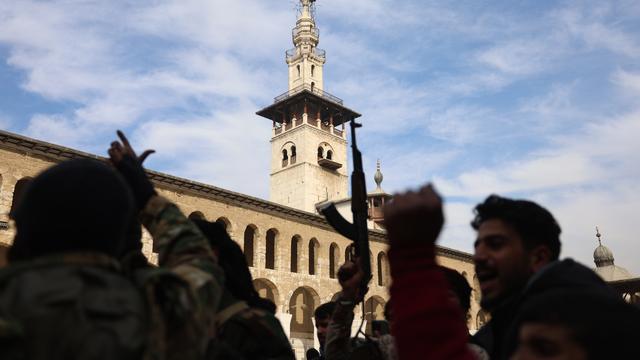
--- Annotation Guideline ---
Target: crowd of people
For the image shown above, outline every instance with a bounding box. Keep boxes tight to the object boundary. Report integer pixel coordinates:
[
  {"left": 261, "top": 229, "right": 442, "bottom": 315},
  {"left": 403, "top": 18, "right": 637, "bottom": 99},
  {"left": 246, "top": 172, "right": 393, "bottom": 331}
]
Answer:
[{"left": 0, "top": 131, "right": 638, "bottom": 359}]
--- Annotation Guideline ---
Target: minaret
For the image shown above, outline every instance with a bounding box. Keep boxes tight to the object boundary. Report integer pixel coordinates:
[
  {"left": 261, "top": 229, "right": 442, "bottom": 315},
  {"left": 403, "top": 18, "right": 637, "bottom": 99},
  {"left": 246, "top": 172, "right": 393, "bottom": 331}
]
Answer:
[
  {"left": 257, "top": 0, "right": 361, "bottom": 213},
  {"left": 287, "top": 0, "right": 325, "bottom": 92},
  {"left": 367, "top": 160, "right": 392, "bottom": 229},
  {"left": 593, "top": 227, "right": 615, "bottom": 267}
]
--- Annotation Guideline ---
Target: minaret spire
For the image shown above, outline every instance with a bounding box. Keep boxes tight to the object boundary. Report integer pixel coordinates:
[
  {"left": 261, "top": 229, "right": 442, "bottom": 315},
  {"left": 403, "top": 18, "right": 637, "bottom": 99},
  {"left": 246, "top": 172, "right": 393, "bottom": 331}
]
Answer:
[
  {"left": 374, "top": 159, "right": 384, "bottom": 192},
  {"left": 287, "top": 0, "right": 325, "bottom": 92}
]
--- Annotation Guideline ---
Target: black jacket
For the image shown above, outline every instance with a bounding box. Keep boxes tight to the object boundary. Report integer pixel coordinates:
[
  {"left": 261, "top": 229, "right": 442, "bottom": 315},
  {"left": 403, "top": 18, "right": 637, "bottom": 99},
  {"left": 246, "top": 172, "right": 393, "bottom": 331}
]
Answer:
[{"left": 471, "top": 258, "right": 615, "bottom": 360}]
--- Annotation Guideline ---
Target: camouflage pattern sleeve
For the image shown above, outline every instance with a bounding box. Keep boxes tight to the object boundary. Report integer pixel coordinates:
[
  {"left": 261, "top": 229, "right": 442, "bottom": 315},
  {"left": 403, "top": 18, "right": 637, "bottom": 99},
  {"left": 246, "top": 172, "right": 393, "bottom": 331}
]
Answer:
[
  {"left": 139, "top": 195, "right": 225, "bottom": 333},
  {"left": 324, "top": 298, "right": 356, "bottom": 360}
]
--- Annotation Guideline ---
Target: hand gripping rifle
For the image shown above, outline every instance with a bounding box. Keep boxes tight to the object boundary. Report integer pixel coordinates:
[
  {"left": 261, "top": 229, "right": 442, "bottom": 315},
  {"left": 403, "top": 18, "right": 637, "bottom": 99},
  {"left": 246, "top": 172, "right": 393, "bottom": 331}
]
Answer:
[{"left": 316, "top": 118, "right": 371, "bottom": 300}]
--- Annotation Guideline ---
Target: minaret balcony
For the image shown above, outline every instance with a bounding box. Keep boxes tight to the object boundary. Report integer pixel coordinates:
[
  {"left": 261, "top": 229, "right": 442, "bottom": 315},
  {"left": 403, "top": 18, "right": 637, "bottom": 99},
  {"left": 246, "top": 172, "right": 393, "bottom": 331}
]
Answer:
[
  {"left": 318, "top": 157, "right": 342, "bottom": 170},
  {"left": 286, "top": 48, "right": 325, "bottom": 62},
  {"left": 274, "top": 84, "right": 342, "bottom": 105}
]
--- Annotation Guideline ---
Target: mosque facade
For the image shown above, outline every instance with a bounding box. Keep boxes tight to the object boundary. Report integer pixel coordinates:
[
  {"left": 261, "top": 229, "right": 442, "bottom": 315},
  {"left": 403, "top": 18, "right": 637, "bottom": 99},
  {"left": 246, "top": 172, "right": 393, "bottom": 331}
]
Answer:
[{"left": 0, "top": 1, "right": 480, "bottom": 358}]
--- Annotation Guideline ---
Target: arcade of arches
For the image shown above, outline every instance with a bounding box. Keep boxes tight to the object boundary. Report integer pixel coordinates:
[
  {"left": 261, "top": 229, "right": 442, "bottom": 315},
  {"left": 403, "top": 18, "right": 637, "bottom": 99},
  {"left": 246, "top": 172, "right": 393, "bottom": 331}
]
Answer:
[{"left": 0, "top": 131, "right": 480, "bottom": 358}]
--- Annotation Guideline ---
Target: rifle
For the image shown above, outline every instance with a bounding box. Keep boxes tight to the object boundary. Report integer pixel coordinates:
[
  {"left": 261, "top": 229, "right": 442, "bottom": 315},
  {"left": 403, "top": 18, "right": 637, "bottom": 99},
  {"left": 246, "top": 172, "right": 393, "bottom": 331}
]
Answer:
[{"left": 317, "top": 118, "right": 371, "bottom": 299}]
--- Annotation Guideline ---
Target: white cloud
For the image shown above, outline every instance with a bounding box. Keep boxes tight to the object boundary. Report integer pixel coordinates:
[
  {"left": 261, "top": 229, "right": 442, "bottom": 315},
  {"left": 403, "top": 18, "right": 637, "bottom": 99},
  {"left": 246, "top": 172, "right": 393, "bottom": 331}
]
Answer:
[{"left": 133, "top": 104, "right": 271, "bottom": 197}]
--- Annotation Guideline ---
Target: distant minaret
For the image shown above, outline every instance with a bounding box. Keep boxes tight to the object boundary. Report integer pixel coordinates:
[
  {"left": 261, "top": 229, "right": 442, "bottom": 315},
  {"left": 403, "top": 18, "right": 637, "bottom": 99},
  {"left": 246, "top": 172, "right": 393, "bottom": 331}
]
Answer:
[
  {"left": 257, "top": 0, "right": 361, "bottom": 213},
  {"left": 367, "top": 160, "right": 392, "bottom": 228},
  {"left": 287, "top": 0, "right": 325, "bottom": 92},
  {"left": 593, "top": 227, "right": 615, "bottom": 267}
]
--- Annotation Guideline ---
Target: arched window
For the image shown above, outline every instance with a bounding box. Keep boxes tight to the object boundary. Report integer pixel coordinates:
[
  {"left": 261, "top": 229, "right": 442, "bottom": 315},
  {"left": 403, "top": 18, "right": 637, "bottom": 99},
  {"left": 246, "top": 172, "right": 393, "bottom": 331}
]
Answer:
[
  {"left": 289, "top": 287, "right": 318, "bottom": 338},
  {"left": 216, "top": 217, "right": 231, "bottom": 232},
  {"left": 308, "top": 238, "right": 319, "bottom": 275},
  {"left": 291, "top": 235, "right": 301, "bottom": 273},
  {"left": 282, "top": 149, "right": 288, "bottom": 167},
  {"left": 329, "top": 243, "right": 340, "bottom": 279},
  {"left": 188, "top": 211, "right": 205, "bottom": 221},
  {"left": 296, "top": 65, "right": 301, "bottom": 77},
  {"left": 317, "top": 147, "right": 324, "bottom": 159},
  {"left": 476, "top": 309, "right": 489, "bottom": 330},
  {"left": 290, "top": 146, "right": 297, "bottom": 164},
  {"left": 311, "top": 65, "right": 315, "bottom": 77},
  {"left": 253, "top": 278, "right": 279, "bottom": 305},
  {"left": 326, "top": 150, "right": 333, "bottom": 160},
  {"left": 311, "top": 82, "right": 315, "bottom": 92},
  {"left": 244, "top": 225, "right": 256, "bottom": 267},
  {"left": 377, "top": 252, "right": 388, "bottom": 286},
  {"left": 345, "top": 244, "right": 354, "bottom": 263},
  {"left": 266, "top": 229, "right": 277, "bottom": 270},
  {"left": 364, "top": 297, "right": 386, "bottom": 335},
  {"left": 10, "top": 177, "right": 32, "bottom": 218}
]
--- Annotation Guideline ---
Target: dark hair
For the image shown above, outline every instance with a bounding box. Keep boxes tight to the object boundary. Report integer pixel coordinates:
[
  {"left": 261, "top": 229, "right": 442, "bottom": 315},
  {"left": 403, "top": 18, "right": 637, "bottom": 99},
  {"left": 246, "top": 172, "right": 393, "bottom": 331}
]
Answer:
[
  {"left": 514, "top": 288, "right": 640, "bottom": 359},
  {"left": 192, "top": 219, "right": 276, "bottom": 314},
  {"left": 314, "top": 301, "right": 337, "bottom": 320},
  {"left": 471, "top": 195, "right": 561, "bottom": 259},
  {"left": 10, "top": 159, "right": 134, "bottom": 261},
  {"left": 440, "top": 266, "right": 472, "bottom": 313}
]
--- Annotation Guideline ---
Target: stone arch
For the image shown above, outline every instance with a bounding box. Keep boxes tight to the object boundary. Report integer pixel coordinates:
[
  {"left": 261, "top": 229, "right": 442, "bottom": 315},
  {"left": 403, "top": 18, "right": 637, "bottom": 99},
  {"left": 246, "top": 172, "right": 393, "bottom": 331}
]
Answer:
[
  {"left": 244, "top": 224, "right": 258, "bottom": 267},
  {"left": 265, "top": 228, "right": 278, "bottom": 270},
  {"left": 377, "top": 252, "right": 389, "bottom": 286},
  {"left": 364, "top": 295, "right": 387, "bottom": 335},
  {"left": 318, "top": 142, "right": 335, "bottom": 160},
  {"left": 288, "top": 286, "right": 321, "bottom": 340},
  {"left": 10, "top": 177, "right": 32, "bottom": 217},
  {"left": 188, "top": 211, "right": 205, "bottom": 220},
  {"left": 215, "top": 217, "right": 233, "bottom": 238},
  {"left": 290, "top": 145, "right": 297, "bottom": 164},
  {"left": 329, "top": 243, "right": 340, "bottom": 279},
  {"left": 308, "top": 238, "right": 319, "bottom": 275},
  {"left": 291, "top": 235, "right": 301, "bottom": 273},
  {"left": 345, "top": 244, "right": 354, "bottom": 263},
  {"left": 216, "top": 217, "right": 230, "bottom": 230},
  {"left": 473, "top": 274, "right": 480, "bottom": 302},
  {"left": 476, "top": 309, "right": 489, "bottom": 329},
  {"left": 253, "top": 278, "right": 280, "bottom": 305}
]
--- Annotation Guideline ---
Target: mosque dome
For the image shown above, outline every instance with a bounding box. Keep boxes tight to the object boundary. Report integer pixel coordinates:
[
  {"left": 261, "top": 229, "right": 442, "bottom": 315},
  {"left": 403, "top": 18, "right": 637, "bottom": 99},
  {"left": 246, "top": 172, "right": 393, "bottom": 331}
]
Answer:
[
  {"left": 593, "top": 244, "right": 614, "bottom": 267},
  {"left": 592, "top": 227, "right": 634, "bottom": 282}
]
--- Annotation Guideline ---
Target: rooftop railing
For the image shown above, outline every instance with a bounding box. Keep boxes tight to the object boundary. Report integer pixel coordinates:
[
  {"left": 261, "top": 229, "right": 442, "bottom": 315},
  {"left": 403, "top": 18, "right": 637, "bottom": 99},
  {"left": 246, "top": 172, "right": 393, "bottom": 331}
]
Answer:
[
  {"left": 273, "top": 83, "right": 343, "bottom": 105},
  {"left": 285, "top": 48, "right": 326, "bottom": 61},
  {"left": 292, "top": 27, "right": 319, "bottom": 39}
]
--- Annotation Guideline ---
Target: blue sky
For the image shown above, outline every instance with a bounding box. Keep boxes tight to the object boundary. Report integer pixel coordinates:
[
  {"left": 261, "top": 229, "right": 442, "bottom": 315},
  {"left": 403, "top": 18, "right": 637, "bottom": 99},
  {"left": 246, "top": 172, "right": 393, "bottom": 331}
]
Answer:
[{"left": 1, "top": 0, "right": 639, "bottom": 274}]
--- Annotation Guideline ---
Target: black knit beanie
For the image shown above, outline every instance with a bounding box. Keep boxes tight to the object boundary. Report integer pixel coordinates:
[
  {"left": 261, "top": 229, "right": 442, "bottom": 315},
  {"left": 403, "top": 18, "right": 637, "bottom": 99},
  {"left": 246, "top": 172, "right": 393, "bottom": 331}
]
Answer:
[{"left": 9, "top": 159, "right": 134, "bottom": 261}]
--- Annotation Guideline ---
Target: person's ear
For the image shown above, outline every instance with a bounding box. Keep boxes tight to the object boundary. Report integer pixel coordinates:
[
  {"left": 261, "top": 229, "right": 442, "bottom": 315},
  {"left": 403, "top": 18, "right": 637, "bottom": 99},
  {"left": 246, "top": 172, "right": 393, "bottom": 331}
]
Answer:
[{"left": 529, "top": 245, "right": 552, "bottom": 272}]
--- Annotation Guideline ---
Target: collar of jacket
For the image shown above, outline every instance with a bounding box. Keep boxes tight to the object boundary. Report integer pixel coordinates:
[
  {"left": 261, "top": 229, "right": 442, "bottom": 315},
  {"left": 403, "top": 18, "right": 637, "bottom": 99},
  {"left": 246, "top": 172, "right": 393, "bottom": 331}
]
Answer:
[{"left": 1, "top": 251, "right": 121, "bottom": 275}]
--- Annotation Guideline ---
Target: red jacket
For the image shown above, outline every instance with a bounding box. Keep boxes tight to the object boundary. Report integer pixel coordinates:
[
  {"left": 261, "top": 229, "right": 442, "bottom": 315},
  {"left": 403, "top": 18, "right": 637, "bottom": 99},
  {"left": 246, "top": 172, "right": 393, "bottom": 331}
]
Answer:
[{"left": 389, "top": 244, "right": 475, "bottom": 360}]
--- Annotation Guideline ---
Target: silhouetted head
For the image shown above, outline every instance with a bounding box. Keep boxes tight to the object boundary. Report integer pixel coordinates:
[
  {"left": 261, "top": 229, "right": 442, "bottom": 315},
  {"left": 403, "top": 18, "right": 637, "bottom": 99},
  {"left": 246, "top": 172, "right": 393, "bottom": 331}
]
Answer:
[
  {"left": 440, "top": 266, "right": 472, "bottom": 315},
  {"left": 192, "top": 218, "right": 276, "bottom": 314},
  {"left": 512, "top": 288, "right": 640, "bottom": 359},
  {"left": 9, "top": 159, "right": 134, "bottom": 261},
  {"left": 472, "top": 195, "right": 561, "bottom": 310},
  {"left": 314, "top": 301, "right": 336, "bottom": 348}
]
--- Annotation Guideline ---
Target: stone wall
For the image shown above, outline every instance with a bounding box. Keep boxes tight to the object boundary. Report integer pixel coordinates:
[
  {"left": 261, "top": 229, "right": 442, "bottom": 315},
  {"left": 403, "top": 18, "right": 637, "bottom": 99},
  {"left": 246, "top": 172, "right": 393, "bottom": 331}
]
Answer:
[{"left": 0, "top": 132, "right": 480, "bottom": 358}]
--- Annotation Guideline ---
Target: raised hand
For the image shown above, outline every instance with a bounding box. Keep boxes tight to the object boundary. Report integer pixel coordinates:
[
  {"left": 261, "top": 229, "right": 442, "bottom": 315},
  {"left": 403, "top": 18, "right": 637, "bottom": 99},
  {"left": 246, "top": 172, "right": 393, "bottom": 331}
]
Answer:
[
  {"left": 108, "top": 130, "right": 155, "bottom": 166},
  {"left": 337, "top": 257, "right": 367, "bottom": 302},
  {"left": 107, "top": 130, "right": 157, "bottom": 210},
  {"left": 383, "top": 183, "right": 444, "bottom": 246}
]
